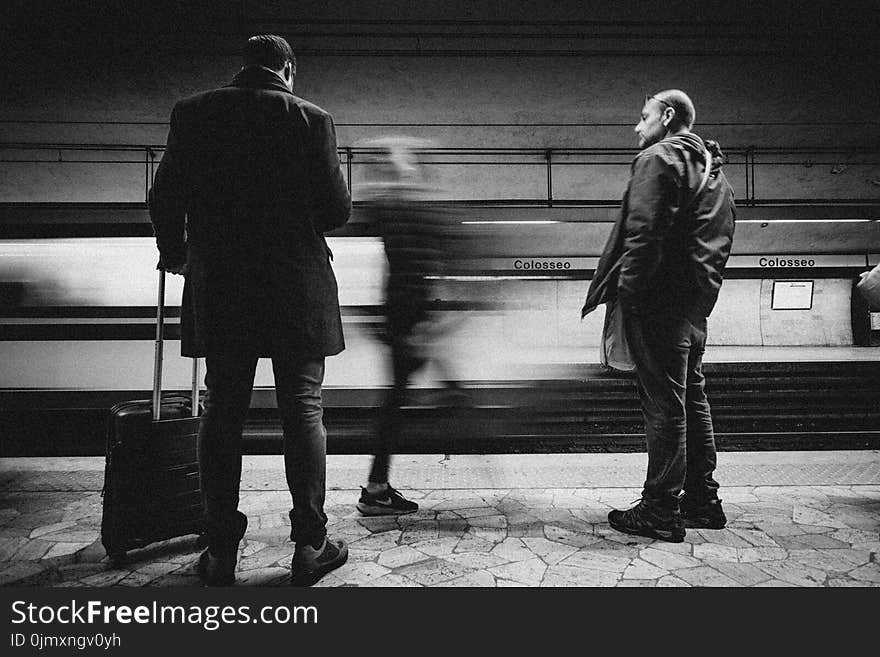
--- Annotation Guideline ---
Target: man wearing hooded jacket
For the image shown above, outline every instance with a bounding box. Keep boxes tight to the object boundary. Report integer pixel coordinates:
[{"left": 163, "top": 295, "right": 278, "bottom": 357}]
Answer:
[{"left": 582, "top": 90, "right": 736, "bottom": 542}]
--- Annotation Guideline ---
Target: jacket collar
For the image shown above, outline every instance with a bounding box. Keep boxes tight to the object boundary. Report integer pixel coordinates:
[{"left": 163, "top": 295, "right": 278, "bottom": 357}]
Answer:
[{"left": 229, "top": 65, "right": 293, "bottom": 95}]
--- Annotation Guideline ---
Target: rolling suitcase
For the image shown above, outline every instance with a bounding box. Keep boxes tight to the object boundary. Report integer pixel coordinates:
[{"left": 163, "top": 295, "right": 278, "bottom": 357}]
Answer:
[{"left": 100, "top": 270, "right": 205, "bottom": 563}]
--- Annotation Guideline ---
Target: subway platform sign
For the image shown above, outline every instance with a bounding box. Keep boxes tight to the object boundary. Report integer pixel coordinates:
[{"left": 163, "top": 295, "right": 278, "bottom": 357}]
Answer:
[
  {"left": 727, "top": 254, "right": 868, "bottom": 269},
  {"left": 468, "top": 254, "right": 868, "bottom": 274},
  {"left": 483, "top": 257, "right": 598, "bottom": 272}
]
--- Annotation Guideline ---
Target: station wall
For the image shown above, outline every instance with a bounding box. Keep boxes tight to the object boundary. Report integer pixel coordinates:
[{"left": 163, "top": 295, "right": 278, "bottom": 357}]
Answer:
[
  {"left": 2, "top": 48, "right": 878, "bottom": 202},
  {"left": 467, "top": 277, "right": 856, "bottom": 351},
  {"left": 0, "top": 2, "right": 877, "bottom": 362}
]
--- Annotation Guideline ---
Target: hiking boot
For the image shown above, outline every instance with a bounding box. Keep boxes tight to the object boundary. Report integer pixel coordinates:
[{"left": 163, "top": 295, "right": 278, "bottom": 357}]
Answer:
[
  {"left": 290, "top": 538, "right": 349, "bottom": 587},
  {"left": 198, "top": 511, "right": 248, "bottom": 586},
  {"left": 681, "top": 496, "right": 727, "bottom": 529},
  {"left": 608, "top": 500, "right": 685, "bottom": 543},
  {"left": 356, "top": 485, "right": 419, "bottom": 516}
]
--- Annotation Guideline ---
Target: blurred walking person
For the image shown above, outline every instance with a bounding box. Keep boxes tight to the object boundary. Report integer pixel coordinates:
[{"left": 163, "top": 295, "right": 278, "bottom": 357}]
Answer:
[{"left": 356, "top": 137, "right": 463, "bottom": 515}]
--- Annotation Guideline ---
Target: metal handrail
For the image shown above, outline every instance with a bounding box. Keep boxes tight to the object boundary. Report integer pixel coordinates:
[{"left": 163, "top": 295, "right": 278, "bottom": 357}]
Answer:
[
  {"left": 1, "top": 142, "right": 878, "bottom": 208},
  {"left": 3, "top": 142, "right": 879, "bottom": 154}
]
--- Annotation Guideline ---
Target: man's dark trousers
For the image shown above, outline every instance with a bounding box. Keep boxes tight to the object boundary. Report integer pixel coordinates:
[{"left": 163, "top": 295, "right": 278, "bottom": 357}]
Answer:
[
  {"left": 623, "top": 303, "right": 720, "bottom": 510},
  {"left": 198, "top": 352, "right": 328, "bottom": 553}
]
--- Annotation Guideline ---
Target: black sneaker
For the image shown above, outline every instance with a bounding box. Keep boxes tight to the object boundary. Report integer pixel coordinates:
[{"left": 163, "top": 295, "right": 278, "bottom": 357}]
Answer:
[
  {"left": 681, "top": 496, "right": 727, "bottom": 529},
  {"left": 608, "top": 500, "right": 685, "bottom": 543},
  {"left": 198, "top": 511, "right": 248, "bottom": 586},
  {"left": 291, "top": 538, "right": 349, "bottom": 587},
  {"left": 356, "top": 485, "right": 419, "bottom": 516}
]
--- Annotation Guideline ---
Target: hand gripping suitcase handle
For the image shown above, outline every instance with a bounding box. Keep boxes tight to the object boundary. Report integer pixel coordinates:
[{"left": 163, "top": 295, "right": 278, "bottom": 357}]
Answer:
[{"left": 152, "top": 270, "right": 200, "bottom": 421}]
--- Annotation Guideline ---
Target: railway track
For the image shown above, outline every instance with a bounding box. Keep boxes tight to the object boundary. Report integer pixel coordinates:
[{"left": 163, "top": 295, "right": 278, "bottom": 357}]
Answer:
[{"left": 3, "top": 362, "right": 879, "bottom": 456}]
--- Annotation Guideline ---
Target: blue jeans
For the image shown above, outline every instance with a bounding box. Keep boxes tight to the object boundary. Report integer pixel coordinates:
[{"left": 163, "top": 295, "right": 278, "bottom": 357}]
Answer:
[
  {"left": 623, "top": 304, "right": 720, "bottom": 509},
  {"left": 199, "top": 353, "right": 328, "bottom": 552}
]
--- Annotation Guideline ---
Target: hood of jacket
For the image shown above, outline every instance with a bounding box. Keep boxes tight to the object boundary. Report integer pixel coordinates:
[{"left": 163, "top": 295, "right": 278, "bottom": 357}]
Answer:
[{"left": 661, "top": 132, "right": 727, "bottom": 180}]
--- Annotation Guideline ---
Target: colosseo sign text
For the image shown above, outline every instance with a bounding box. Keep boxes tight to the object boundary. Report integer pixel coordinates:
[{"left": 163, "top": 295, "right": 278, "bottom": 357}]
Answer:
[
  {"left": 513, "top": 259, "right": 572, "bottom": 270},
  {"left": 726, "top": 254, "right": 867, "bottom": 269},
  {"left": 759, "top": 257, "right": 816, "bottom": 267}
]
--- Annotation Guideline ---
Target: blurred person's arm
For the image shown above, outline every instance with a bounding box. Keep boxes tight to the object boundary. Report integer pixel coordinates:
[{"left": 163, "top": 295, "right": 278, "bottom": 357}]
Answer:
[
  {"left": 309, "top": 113, "right": 352, "bottom": 233},
  {"left": 148, "top": 104, "right": 189, "bottom": 274}
]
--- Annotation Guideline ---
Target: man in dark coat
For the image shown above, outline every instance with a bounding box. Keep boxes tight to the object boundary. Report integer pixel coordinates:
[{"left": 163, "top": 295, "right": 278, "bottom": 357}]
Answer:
[
  {"left": 149, "top": 35, "right": 351, "bottom": 586},
  {"left": 582, "top": 90, "right": 736, "bottom": 542}
]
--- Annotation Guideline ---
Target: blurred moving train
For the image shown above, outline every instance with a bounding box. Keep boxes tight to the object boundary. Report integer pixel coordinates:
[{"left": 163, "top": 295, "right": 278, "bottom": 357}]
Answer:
[
  {"left": 3, "top": 201, "right": 880, "bottom": 456},
  {"left": 4, "top": 203, "right": 879, "bottom": 380},
  {"left": 2, "top": 141, "right": 880, "bottom": 455}
]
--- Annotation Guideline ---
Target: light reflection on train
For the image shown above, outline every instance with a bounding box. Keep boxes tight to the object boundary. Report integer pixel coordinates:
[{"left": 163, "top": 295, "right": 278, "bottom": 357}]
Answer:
[{"left": 0, "top": 236, "right": 586, "bottom": 392}]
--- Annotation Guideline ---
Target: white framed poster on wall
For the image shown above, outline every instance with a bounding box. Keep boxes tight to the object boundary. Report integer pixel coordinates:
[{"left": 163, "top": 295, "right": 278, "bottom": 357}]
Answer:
[{"left": 771, "top": 280, "right": 814, "bottom": 310}]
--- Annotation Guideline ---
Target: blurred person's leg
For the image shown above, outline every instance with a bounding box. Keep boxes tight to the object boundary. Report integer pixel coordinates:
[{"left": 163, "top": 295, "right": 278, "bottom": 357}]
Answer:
[
  {"left": 360, "top": 321, "right": 422, "bottom": 515},
  {"left": 369, "top": 301, "right": 423, "bottom": 485},
  {"left": 416, "top": 309, "right": 470, "bottom": 406},
  {"left": 368, "top": 342, "right": 414, "bottom": 485}
]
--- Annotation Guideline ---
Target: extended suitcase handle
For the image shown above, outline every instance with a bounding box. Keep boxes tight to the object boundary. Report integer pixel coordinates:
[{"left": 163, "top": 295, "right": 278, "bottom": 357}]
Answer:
[{"left": 153, "top": 270, "right": 200, "bottom": 421}]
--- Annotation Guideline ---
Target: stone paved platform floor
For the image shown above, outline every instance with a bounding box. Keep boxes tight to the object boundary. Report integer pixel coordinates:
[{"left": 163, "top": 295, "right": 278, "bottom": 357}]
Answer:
[{"left": 1, "top": 452, "right": 879, "bottom": 587}]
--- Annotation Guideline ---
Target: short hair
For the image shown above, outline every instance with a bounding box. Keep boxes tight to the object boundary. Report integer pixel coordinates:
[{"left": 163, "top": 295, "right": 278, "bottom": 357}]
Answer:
[
  {"left": 362, "top": 136, "right": 434, "bottom": 183},
  {"left": 652, "top": 89, "right": 696, "bottom": 130},
  {"left": 243, "top": 34, "right": 295, "bottom": 73}
]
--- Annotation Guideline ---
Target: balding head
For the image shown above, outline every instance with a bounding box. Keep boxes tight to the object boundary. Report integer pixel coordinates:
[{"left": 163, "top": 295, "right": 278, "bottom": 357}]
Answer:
[
  {"left": 636, "top": 89, "right": 696, "bottom": 148},
  {"left": 651, "top": 89, "right": 696, "bottom": 131}
]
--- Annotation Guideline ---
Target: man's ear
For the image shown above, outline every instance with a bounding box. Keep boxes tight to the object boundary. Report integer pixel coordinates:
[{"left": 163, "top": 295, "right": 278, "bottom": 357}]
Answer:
[
  {"left": 662, "top": 106, "right": 676, "bottom": 128},
  {"left": 282, "top": 61, "right": 295, "bottom": 91}
]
